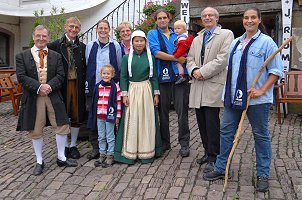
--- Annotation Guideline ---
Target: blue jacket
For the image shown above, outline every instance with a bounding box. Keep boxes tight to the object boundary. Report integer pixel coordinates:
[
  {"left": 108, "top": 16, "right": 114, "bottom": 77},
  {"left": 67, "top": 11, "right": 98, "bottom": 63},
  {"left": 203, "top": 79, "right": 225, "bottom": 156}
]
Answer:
[{"left": 147, "top": 28, "right": 188, "bottom": 77}]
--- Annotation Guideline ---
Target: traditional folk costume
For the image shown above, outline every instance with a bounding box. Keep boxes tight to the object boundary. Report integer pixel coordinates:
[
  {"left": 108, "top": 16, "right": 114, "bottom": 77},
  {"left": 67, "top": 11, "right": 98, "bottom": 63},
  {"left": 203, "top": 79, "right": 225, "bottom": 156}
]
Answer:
[{"left": 114, "top": 30, "right": 163, "bottom": 164}]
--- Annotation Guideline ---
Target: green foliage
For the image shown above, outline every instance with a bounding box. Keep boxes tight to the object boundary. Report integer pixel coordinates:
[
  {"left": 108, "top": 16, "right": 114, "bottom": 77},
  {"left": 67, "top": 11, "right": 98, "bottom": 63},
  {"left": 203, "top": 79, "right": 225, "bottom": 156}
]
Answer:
[
  {"left": 136, "top": 0, "right": 176, "bottom": 33},
  {"left": 233, "top": 193, "right": 240, "bottom": 200},
  {"left": 29, "top": 6, "right": 67, "bottom": 47}
]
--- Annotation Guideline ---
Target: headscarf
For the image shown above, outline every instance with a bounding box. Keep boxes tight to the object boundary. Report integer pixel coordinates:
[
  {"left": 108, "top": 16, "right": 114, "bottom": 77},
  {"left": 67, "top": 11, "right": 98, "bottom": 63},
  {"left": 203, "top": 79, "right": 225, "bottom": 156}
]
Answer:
[{"left": 127, "top": 30, "right": 153, "bottom": 78}]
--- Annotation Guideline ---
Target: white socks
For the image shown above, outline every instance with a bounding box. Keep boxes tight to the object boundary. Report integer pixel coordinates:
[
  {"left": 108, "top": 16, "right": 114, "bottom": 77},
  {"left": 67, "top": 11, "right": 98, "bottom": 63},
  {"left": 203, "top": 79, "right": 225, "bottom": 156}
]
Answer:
[
  {"left": 70, "top": 127, "right": 79, "bottom": 147},
  {"left": 32, "top": 138, "right": 43, "bottom": 164},
  {"left": 56, "top": 134, "right": 67, "bottom": 161}
]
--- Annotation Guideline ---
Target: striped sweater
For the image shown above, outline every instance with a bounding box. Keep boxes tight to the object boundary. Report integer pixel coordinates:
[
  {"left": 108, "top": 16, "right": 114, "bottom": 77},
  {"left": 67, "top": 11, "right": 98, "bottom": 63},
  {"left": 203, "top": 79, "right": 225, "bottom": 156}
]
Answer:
[{"left": 97, "top": 83, "right": 121, "bottom": 120}]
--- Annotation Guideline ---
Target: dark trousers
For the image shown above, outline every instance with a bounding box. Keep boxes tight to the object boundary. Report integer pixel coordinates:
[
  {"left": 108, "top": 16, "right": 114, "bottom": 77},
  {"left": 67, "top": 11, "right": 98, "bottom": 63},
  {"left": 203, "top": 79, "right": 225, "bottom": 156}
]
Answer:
[
  {"left": 195, "top": 107, "right": 220, "bottom": 162},
  {"left": 86, "top": 96, "right": 99, "bottom": 151},
  {"left": 89, "top": 130, "right": 99, "bottom": 151},
  {"left": 159, "top": 80, "right": 190, "bottom": 149}
]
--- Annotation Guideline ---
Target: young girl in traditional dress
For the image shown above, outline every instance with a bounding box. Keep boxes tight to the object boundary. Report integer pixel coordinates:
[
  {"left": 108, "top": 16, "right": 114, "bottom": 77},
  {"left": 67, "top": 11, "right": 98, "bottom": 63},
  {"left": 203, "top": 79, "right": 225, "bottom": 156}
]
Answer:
[{"left": 114, "top": 30, "right": 163, "bottom": 164}]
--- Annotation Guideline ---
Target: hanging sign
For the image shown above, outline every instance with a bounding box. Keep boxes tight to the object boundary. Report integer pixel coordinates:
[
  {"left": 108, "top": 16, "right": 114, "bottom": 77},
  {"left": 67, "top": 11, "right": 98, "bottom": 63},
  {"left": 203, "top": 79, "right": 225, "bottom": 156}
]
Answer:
[
  {"left": 180, "top": 0, "right": 190, "bottom": 25},
  {"left": 281, "top": 0, "right": 293, "bottom": 72}
]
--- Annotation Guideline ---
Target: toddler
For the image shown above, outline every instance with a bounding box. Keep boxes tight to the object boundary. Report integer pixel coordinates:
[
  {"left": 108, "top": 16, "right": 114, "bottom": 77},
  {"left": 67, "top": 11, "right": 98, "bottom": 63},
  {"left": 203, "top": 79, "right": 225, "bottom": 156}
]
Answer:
[{"left": 173, "top": 20, "right": 194, "bottom": 85}]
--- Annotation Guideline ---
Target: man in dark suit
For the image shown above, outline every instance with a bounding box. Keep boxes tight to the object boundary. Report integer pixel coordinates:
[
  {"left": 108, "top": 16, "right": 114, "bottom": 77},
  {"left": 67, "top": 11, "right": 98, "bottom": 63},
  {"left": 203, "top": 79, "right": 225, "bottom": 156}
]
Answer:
[
  {"left": 16, "top": 25, "right": 78, "bottom": 176},
  {"left": 48, "top": 17, "right": 87, "bottom": 160}
]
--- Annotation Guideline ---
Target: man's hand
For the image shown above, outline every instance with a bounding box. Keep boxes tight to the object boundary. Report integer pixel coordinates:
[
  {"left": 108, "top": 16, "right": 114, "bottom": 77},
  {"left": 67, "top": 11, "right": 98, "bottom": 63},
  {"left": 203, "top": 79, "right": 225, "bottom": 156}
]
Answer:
[
  {"left": 176, "top": 56, "right": 186, "bottom": 64},
  {"left": 39, "top": 84, "right": 52, "bottom": 96},
  {"left": 192, "top": 70, "right": 205, "bottom": 81}
]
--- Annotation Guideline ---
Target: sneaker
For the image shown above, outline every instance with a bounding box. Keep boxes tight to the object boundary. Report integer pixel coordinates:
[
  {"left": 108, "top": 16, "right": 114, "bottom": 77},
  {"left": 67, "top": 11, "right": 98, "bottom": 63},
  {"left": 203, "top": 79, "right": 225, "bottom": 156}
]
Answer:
[
  {"left": 203, "top": 162, "right": 215, "bottom": 173},
  {"left": 94, "top": 154, "right": 106, "bottom": 167},
  {"left": 179, "top": 147, "right": 190, "bottom": 157},
  {"left": 102, "top": 155, "right": 114, "bottom": 168},
  {"left": 203, "top": 170, "right": 231, "bottom": 181},
  {"left": 69, "top": 146, "right": 80, "bottom": 159},
  {"left": 175, "top": 76, "right": 186, "bottom": 85},
  {"left": 256, "top": 176, "right": 269, "bottom": 192}
]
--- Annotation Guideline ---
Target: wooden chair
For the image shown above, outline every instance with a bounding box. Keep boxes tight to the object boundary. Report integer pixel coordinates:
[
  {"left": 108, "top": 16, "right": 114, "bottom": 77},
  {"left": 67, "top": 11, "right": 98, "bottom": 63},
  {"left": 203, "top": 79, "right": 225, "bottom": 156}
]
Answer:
[
  {"left": 0, "top": 75, "right": 23, "bottom": 115},
  {"left": 275, "top": 71, "right": 302, "bottom": 124}
]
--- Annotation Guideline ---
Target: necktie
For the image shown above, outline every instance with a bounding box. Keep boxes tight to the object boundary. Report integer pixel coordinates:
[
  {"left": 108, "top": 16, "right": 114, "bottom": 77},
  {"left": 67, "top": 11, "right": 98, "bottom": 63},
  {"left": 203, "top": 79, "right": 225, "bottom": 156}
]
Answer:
[
  {"left": 203, "top": 31, "right": 211, "bottom": 45},
  {"left": 200, "top": 31, "right": 211, "bottom": 64},
  {"left": 38, "top": 49, "right": 48, "bottom": 68}
]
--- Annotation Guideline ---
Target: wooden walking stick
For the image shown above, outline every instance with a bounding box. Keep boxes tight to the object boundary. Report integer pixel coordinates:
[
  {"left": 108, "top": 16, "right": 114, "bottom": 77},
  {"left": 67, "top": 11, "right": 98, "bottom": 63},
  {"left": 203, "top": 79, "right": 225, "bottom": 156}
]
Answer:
[{"left": 223, "top": 36, "right": 293, "bottom": 193}]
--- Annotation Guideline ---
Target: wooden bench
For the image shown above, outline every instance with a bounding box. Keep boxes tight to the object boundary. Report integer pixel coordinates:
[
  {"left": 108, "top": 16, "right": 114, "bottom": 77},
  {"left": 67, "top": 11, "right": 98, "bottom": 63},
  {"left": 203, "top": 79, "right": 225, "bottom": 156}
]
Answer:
[
  {"left": 0, "top": 75, "right": 23, "bottom": 115},
  {"left": 275, "top": 71, "right": 302, "bottom": 124}
]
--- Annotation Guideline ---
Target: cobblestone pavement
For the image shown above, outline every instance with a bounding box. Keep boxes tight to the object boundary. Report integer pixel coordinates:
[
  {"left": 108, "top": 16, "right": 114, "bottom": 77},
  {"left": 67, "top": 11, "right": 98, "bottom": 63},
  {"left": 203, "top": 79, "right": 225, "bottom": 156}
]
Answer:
[{"left": 0, "top": 101, "right": 302, "bottom": 200}]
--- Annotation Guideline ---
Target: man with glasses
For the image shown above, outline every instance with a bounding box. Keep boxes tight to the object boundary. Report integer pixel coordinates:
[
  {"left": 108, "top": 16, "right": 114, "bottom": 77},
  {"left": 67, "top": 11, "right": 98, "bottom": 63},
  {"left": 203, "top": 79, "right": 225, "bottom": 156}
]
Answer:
[
  {"left": 48, "top": 17, "right": 87, "bottom": 160},
  {"left": 16, "top": 25, "right": 78, "bottom": 176},
  {"left": 147, "top": 9, "right": 190, "bottom": 157},
  {"left": 187, "top": 7, "right": 234, "bottom": 173}
]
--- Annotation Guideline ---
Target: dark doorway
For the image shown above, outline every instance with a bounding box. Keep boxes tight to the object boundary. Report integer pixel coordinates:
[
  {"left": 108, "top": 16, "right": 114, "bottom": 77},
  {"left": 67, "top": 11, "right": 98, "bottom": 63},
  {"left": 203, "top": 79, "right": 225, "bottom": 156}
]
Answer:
[
  {"left": 190, "top": 12, "right": 278, "bottom": 40},
  {"left": 0, "top": 32, "right": 10, "bottom": 68}
]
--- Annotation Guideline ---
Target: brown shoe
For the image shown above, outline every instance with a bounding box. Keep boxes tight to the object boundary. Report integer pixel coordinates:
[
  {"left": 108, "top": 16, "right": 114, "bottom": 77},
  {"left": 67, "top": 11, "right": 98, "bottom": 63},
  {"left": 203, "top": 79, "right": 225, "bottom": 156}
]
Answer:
[
  {"left": 102, "top": 155, "right": 114, "bottom": 168},
  {"left": 94, "top": 154, "right": 106, "bottom": 167}
]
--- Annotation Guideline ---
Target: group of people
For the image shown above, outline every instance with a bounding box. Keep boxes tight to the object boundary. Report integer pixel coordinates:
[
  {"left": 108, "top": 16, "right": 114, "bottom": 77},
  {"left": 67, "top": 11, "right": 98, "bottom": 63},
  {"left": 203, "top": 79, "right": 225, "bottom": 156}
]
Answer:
[{"left": 16, "top": 6, "right": 283, "bottom": 193}]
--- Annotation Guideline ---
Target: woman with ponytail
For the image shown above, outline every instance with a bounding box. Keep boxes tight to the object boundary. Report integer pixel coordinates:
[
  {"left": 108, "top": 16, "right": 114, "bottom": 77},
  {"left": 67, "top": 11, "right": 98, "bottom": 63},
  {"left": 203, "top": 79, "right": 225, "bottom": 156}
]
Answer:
[{"left": 203, "top": 7, "right": 283, "bottom": 193}]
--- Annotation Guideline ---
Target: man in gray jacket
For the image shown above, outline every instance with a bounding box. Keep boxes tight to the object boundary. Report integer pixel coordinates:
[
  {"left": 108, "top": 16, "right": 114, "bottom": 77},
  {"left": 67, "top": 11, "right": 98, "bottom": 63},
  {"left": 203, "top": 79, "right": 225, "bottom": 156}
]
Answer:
[{"left": 187, "top": 7, "right": 234, "bottom": 173}]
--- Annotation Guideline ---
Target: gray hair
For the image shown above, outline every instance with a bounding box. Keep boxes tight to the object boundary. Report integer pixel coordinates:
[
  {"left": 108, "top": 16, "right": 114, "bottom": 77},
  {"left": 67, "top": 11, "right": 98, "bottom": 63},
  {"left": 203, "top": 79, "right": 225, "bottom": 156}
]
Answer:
[
  {"left": 32, "top": 25, "right": 49, "bottom": 36},
  {"left": 66, "top": 17, "right": 81, "bottom": 26},
  {"left": 201, "top": 7, "right": 219, "bottom": 19}
]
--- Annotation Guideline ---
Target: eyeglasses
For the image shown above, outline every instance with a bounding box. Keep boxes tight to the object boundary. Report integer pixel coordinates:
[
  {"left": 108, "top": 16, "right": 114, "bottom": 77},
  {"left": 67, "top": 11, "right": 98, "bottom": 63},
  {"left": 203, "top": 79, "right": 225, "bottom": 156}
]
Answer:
[
  {"left": 157, "top": 16, "right": 168, "bottom": 20},
  {"left": 202, "top": 14, "right": 215, "bottom": 18},
  {"left": 120, "top": 29, "right": 131, "bottom": 34},
  {"left": 68, "top": 25, "right": 80, "bottom": 30}
]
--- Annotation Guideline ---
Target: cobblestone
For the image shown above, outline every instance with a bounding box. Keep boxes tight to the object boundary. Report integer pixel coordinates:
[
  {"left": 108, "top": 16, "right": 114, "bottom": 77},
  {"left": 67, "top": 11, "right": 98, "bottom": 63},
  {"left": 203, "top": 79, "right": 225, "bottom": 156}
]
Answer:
[{"left": 0, "top": 101, "right": 301, "bottom": 199}]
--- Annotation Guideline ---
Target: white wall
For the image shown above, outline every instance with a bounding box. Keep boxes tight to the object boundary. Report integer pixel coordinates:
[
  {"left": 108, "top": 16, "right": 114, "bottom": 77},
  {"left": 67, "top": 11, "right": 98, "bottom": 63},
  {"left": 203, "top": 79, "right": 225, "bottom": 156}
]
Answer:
[{"left": 18, "top": 0, "right": 145, "bottom": 47}]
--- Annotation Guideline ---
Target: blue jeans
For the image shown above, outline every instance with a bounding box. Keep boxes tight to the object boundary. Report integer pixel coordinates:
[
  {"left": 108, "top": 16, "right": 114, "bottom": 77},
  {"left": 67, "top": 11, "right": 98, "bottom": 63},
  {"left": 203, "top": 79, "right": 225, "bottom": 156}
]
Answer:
[
  {"left": 215, "top": 103, "right": 272, "bottom": 178},
  {"left": 97, "top": 119, "right": 115, "bottom": 155}
]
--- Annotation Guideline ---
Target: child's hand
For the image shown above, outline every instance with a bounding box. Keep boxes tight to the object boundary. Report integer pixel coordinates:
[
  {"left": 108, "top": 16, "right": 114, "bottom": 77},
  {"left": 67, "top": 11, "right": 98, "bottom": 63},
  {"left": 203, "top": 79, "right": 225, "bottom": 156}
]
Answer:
[
  {"left": 116, "top": 118, "right": 119, "bottom": 125},
  {"left": 123, "top": 96, "right": 129, "bottom": 106},
  {"left": 154, "top": 95, "right": 159, "bottom": 107}
]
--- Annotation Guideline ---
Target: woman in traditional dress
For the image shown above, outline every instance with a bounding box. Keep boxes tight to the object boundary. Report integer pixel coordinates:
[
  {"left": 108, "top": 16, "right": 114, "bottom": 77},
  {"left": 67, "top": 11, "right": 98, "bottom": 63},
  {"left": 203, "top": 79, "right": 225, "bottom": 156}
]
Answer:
[{"left": 114, "top": 30, "right": 163, "bottom": 164}]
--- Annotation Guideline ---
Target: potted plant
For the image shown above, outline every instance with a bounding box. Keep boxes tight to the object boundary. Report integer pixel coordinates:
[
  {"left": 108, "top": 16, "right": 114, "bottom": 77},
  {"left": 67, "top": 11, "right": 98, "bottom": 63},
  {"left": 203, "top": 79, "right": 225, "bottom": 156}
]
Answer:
[{"left": 134, "top": 0, "right": 176, "bottom": 33}]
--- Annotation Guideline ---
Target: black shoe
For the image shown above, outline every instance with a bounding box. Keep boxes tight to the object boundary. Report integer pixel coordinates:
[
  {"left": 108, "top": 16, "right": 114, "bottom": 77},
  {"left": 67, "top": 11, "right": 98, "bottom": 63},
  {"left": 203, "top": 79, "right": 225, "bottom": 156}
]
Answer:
[
  {"left": 33, "top": 162, "right": 44, "bottom": 176},
  {"left": 87, "top": 149, "right": 100, "bottom": 160},
  {"left": 203, "top": 170, "right": 230, "bottom": 181},
  {"left": 256, "top": 176, "right": 269, "bottom": 192},
  {"left": 180, "top": 147, "right": 190, "bottom": 157},
  {"left": 175, "top": 76, "right": 186, "bottom": 85},
  {"left": 203, "top": 162, "right": 215, "bottom": 173},
  {"left": 196, "top": 154, "right": 208, "bottom": 165},
  {"left": 69, "top": 146, "right": 80, "bottom": 159},
  {"left": 163, "top": 145, "right": 171, "bottom": 153},
  {"left": 65, "top": 147, "right": 70, "bottom": 158},
  {"left": 56, "top": 158, "right": 78, "bottom": 167}
]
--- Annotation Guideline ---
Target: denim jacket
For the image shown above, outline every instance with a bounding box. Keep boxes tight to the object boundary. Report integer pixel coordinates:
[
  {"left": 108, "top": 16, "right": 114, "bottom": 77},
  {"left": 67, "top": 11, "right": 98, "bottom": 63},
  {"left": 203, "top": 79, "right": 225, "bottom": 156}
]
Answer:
[{"left": 224, "top": 30, "right": 283, "bottom": 105}]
